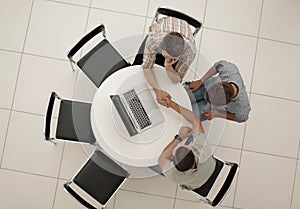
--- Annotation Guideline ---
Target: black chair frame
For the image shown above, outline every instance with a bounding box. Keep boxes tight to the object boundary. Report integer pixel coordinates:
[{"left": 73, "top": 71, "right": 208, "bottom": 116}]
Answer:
[
  {"left": 192, "top": 157, "right": 239, "bottom": 207},
  {"left": 153, "top": 7, "right": 202, "bottom": 37},
  {"left": 64, "top": 150, "right": 129, "bottom": 209},
  {"left": 44, "top": 91, "right": 96, "bottom": 144},
  {"left": 67, "top": 24, "right": 130, "bottom": 88}
]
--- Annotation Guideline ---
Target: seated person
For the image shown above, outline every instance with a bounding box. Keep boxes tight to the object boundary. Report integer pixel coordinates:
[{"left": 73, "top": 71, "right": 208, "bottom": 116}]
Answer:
[
  {"left": 187, "top": 60, "right": 251, "bottom": 123},
  {"left": 158, "top": 99, "right": 216, "bottom": 190},
  {"left": 133, "top": 16, "right": 197, "bottom": 106}
]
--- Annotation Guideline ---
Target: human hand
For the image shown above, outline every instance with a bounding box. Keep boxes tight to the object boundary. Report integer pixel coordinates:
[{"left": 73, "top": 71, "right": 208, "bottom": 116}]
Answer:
[
  {"left": 178, "top": 126, "right": 192, "bottom": 138},
  {"left": 164, "top": 57, "right": 178, "bottom": 67},
  {"left": 155, "top": 89, "right": 171, "bottom": 107},
  {"left": 188, "top": 80, "right": 203, "bottom": 92},
  {"left": 201, "top": 110, "right": 218, "bottom": 120}
]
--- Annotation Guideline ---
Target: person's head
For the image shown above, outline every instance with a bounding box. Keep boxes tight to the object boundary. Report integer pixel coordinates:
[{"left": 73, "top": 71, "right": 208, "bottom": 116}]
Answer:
[
  {"left": 205, "top": 82, "right": 235, "bottom": 106},
  {"left": 172, "top": 144, "right": 196, "bottom": 172},
  {"left": 161, "top": 32, "right": 184, "bottom": 59}
]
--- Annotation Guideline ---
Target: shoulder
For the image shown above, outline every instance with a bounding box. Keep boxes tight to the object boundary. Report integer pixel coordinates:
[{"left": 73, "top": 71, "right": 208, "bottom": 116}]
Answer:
[{"left": 214, "top": 60, "right": 239, "bottom": 74}]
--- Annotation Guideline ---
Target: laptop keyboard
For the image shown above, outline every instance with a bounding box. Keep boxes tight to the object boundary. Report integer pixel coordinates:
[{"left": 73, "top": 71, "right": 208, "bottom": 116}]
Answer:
[{"left": 123, "top": 89, "right": 152, "bottom": 129}]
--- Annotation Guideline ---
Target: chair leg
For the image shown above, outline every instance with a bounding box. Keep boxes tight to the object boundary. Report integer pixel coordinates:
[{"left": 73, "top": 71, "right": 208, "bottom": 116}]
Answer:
[{"left": 45, "top": 138, "right": 57, "bottom": 145}]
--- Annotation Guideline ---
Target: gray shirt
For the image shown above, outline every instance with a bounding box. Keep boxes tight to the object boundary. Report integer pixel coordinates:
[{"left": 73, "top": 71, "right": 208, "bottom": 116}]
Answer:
[
  {"left": 205, "top": 60, "right": 251, "bottom": 122},
  {"left": 163, "top": 132, "right": 216, "bottom": 190}
]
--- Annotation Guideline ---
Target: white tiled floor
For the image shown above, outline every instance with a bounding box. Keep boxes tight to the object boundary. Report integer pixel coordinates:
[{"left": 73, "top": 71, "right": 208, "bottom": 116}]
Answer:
[{"left": 0, "top": 0, "right": 300, "bottom": 209}]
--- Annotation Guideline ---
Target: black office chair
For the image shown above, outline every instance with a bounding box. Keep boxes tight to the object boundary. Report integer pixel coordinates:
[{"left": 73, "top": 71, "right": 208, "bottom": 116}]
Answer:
[
  {"left": 44, "top": 91, "right": 96, "bottom": 144},
  {"left": 192, "top": 157, "right": 239, "bottom": 207},
  {"left": 64, "top": 150, "right": 129, "bottom": 209},
  {"left": 68, "top": 24, "right": 131, "bottom": 88},
  {"left": 133, "top": 7, "right": 202, "bottom": 67}
]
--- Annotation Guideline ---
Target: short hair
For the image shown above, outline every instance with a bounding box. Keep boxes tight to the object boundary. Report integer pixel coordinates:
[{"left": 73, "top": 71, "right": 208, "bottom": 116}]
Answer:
[
  {"left": 174, "top": 146, "right": 195, "bottom": 172},
  {"left": 205, "top": 82, "right": 235, "bottom": 106},
  {"left": 161, "top": 32, "right": 184, "bottom": 57}
]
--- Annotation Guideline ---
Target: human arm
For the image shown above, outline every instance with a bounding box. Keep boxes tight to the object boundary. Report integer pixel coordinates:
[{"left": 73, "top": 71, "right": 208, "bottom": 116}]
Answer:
[
  {"left": 158, "top": 137, "right": 181, "bottom": 170},
  {"left": 202, "top": 110, "right": 235, "bottom": 121},
  {"left": 168, "top": 100, "right": 204, "bottom": 133},
  {"left": 143, "top": 67, "right": 171, "bottom": 106},
  {"left": 164, "top": 60, "right": 181, "bottom": 83},
  {"left": 188, "top": 66, "right": 218, "bottom": 92}
]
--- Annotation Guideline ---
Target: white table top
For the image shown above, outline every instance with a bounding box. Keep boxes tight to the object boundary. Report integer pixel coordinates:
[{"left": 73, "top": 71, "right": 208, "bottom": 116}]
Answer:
[{"left": 91, "top": 65, "right": 192, "bottom": 168}]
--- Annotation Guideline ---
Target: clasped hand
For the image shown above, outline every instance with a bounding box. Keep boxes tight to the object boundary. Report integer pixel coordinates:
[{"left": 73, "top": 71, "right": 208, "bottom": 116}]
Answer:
[{"left": 155, "top": 89, "right": 171, "bottom": 107}]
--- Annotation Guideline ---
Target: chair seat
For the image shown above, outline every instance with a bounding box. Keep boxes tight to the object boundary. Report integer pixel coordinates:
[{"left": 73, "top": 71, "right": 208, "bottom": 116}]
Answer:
[
  {"left": 56, "top": 100, "right": 96, "bottom": 143},
  {"left": 192, "top": 158, "right": 223, "bottom": 197},
  {"left": 78, "top": 39, "right": 130, "bottom": 88},
  {"left": 73, "top": 150, "right": 129, "bottom": 205}
]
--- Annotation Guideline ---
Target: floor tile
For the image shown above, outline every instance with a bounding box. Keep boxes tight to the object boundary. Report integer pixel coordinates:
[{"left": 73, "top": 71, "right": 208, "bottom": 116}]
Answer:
[
  {"left": 24, "top": 0, "right": 89, "bottom": 60},
  {"left": 217, "top": 120, "right": 245, "bottom": 149},
  {"left": 174, "top": 199, "right": 229, "bottom": 209},
  {"left": 52, "top": 0, "right": 91, "bottom": 7},
  {"left": 0, "top": 109, "right": 10, "bottom": 163},
  {"left": 291, "top": 160, "right": 300, "bottom": 209},
  {"left": 252, "top": 39, "right": 300, "bottom": 101},
  {"left": 205, "top": 0, "right": 262, "bottom": 36},
  {"left": 86, "top": 8, "right": 146, "bottom": 63},
  {"left": 200, "top": 28, "right": 257, "bottom": 92},
  {"left": 92, "top": 0, "right": 148, "bottom": 16},
  {"left": 234, "top": 151, "right": 296, "bottom": 209},
  {"left": 0, "top": 0, "right": 33, "bottom": 52},
  {"left": 147, "top": 0, "right": 206, "bottom": 22},
  {"left": 59, "top": 142, "right": 95, "bottom": 180},
  {"left": 0, "top": 50, "right": 21, "bottom": 109},
  {"left": 244, "top": 94, "right": 300, "bottom": 158},
  {"left": 0, "top": 169, "right": 57, "bottom": 209},
  {"left": 13, "top": 54, "right": 76, "bottom": 115},
  {"left": 115, "top": 190, "right": 174, "bottom": 209},
  {"left": 260, "top": 0, "right": 300, "bottom": 45},
  {"left": 53, "top": 179, "right": 115, "bottom": 209},
  {"left": 121, "top": 174, "right": 177, "bottom": 198},
  {"left": 88, "top": 8, "right": 145, "bottom": 42},
  {"left": 1, "top": 111, "right": 64, "bottom": 177}
]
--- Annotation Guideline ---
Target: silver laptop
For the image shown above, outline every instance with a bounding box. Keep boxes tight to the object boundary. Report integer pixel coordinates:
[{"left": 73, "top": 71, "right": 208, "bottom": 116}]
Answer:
[{"left": 110, "top": 82, "right": 164, "bottom": 136}]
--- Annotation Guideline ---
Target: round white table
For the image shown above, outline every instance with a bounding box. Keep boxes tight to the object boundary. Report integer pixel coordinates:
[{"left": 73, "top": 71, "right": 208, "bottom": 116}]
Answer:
[{"left": 91, "top": 65, "right": 192, "bottom": 174}]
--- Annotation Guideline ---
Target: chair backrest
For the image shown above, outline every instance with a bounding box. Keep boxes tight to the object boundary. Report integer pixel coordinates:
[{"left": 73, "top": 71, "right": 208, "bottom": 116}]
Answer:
[
  {"left": 153, "top": 7, "right": 202, "bottom": 37},
  {"left": 64, "top": 150, "right": 129, "bottom": 208},
  {"left": 44, "top": 91, "right": 96, "bottom": 144},
  {"left": 68, "top": 24, "right": 130, "bottom": 88},
  {"left": 192, "top": 157, "right": 239, "bottom": 207}
]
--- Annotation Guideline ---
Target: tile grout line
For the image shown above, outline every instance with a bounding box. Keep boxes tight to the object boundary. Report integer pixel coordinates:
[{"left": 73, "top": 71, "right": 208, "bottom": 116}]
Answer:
[
  {"left": 203, "top": 26, "right": 300, "bottom": 47},
  {"left": 193, "top": 0, "right": 208, "bottom": 80},
  {"left": 249, "top": 0, "right": 265, "bottom": 94},
  {"left": 0, "top": 0, "right": 35, "bottom": 167},
  {"left": 232, "top": 3, "right": 265, "bottom": 205},
  {"left": 289, "top": 139, "right": 300, "bottom": 209},
  {"left": 119, "top": 188, "right": 176, "bottom": 200},
  {"left": 37, "top": 0, "right": 300, "bottom": 48},
  {"left": 70, "top": 0, "right": 93, "bottom": 98},
  {"left": 1, "top": 167, "right": 58, "bottom": 180},
  {"left": 45, "top": 0, "right": 89, "bottom": 8},
  {"left": 51, "top": 141, "right": 66, "bottom": 209},
  {"left": 142, "top": 0, "right": 151, "bottom": 34},
  {"left": 231, "top": 122, "right": 247, "bottom": 208},
  {"left": 172, "top": 186, "right": 179, "bottom": 209},
  {"left": 251, "top": 92, "right": 300, "bottom": 103},
  {"left": 242, "top": 148, "right": 299, "bottom": 160}
]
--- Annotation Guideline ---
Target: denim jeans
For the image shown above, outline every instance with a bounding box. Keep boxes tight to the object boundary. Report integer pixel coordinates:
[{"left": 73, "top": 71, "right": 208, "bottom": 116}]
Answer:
[{"left": 184, "top": 84, "right": 208, "bottom": 121}]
